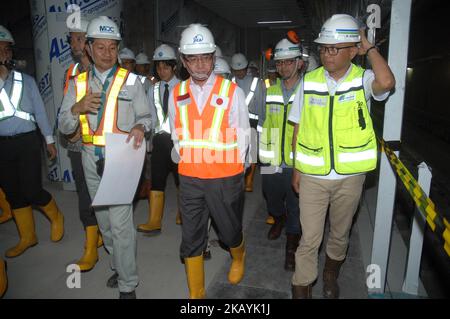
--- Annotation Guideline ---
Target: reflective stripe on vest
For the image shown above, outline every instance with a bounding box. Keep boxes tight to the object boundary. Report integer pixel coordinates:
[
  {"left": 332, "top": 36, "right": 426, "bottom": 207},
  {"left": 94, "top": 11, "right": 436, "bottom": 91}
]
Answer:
[
  {"left": 258, "top": 82, "right": 297, "bottom": 167},
  {"left": 177, "top": 78, "right": 237, "bottom": 151},
  {"left": 64, "top": 63, "right": 80, "bottom": 96},
  {"left": 0, "top": 71, "right": 35, "bottom": 122},
  {"left": 295, "top": 65, "right": 377, "bottom": 175},
  {"left": 265, "top": 78, "right": 271, "bottom": 89},
  {"left": 76, "top": 68, "right": 129, "bottom": 146},
  {"left": 232, "top": 76, "right": 259, "bottom": 120},
  {"left": 153, "top": 82, "right": 171, "bottom": 134}
]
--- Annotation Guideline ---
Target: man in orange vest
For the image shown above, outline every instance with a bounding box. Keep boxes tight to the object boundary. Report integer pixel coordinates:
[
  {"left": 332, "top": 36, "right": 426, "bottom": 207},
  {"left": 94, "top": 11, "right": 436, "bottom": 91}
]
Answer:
[
  {"left": 169, "top": 24, "right": 251, "bottom": 299},
  {"left": 58, "top": 16, "right": 152, "bottom": 299}
]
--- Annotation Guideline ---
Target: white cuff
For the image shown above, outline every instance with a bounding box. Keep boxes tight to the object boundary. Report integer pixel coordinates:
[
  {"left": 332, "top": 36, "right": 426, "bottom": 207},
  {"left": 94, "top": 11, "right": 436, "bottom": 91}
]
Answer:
[{"left": 45, "top": 136, "right": 55, "bottom": 144}]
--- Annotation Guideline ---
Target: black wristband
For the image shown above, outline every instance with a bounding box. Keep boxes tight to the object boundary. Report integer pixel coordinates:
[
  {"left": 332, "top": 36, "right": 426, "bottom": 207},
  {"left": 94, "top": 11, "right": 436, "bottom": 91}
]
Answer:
[{"left": 366, "top": 46, "right": 378, "bottom": 55}]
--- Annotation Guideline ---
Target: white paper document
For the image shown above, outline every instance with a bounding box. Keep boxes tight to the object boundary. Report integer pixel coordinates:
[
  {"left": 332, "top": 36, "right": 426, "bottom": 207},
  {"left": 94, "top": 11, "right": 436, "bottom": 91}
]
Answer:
[{"left": 92, "top": 133, "right": 146, "bottom": 206}]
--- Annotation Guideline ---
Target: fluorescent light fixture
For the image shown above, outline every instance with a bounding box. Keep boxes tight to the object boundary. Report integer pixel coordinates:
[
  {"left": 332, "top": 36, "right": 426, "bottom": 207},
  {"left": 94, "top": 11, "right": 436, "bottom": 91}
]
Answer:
[{"left": 257, "top": 20, "right": 292, "bottom": 24}]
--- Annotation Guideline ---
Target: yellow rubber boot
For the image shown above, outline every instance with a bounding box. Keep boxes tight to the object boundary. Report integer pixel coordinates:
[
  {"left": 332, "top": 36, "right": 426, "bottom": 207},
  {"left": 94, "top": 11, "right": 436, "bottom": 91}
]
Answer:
[
  {"left": 245, "top": 164, "right": 257, "bottom": 192},
  {"left": 40, "top": 198, "right": 64, "bottom": 242},
  {"left": 0, "top": 188, "right": 12, "bottom": 224},
  {"left": 6, "top": 207, "right": 38, "bottom": 258},
  {"left": 184, "top": 255, "right": 205, "bottom": 299},
  {"left": 76, "top": 226, "right": 99, "bottom": 272},
  {"left": 228, "top": 239, "right": 246, "bottom": 285},
  {"left": 97, "top": 233, "right": 104, "bottom": 248},
  {"left": 176, "top": 210, "right": 182, "bottom": 225},
  {"left": 265, "top": 215, "right": 275, "bottom": 225},
  {"left": 0, "top": 259, "right": 6, "bottom": 298},
  {"left": 175, "top": 189, "right": 182, "bottom": 225},
  {"left": 137, "top": 191, "right": 164, "bottom": 233}
]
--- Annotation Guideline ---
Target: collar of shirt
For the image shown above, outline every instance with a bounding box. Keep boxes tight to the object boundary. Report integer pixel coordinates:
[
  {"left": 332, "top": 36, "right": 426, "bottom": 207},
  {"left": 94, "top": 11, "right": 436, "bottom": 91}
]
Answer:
[
  {"left": 93, "top": 66, "right": 114, "bottom": 85},
  {"left": 281, "top": 77, "right": 301, "bottom": 103},
  {"left": 189, "top": 73, "right": 217, "bottom": 113},
  {"left": 323, "top": 64, "right": 353, "bottom": 95},
  {"left": 161, "top": 76, "right": 179, "bottom": 92}
]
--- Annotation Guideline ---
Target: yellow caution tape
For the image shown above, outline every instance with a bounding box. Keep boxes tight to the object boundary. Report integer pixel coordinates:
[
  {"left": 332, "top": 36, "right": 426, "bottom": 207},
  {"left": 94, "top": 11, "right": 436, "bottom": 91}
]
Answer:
[{"left": 380, "top": 139, "right": 450, "bottom": 257}]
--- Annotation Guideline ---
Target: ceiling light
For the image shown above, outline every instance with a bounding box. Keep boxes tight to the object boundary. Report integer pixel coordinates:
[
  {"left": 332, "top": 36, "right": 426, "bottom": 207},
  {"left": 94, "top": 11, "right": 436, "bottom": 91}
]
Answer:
[{"left": 257, "top": 20, "right": 292, "bottom": 24}]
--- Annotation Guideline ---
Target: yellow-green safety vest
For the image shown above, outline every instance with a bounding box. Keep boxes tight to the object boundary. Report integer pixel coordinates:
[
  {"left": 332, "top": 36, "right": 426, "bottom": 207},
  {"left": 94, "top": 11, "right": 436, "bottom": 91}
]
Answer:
[
  {"left": 259, "top": 81, "right": 298, "bottom": 167},
  {"left": 295, "top": 64, "right": 377, "bottom": 175}
]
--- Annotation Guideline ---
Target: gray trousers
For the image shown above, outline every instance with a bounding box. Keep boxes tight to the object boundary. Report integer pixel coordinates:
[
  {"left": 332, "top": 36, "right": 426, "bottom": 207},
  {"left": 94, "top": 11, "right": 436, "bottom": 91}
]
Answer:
[
  {"left": 82, "top": 146, "right": 138, "bottom": 293},
  {"left": 179, "top": 173, "right": 245, "bottom": 258}
]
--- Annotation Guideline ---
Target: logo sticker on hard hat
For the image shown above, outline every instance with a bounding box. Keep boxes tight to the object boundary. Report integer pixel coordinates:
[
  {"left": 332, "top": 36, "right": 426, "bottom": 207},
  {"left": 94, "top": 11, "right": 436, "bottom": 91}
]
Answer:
[
  {"left": 99, "top": 25, "right": 115, "bottom": 33},
  {"left": 193, "top": 34, "right": 204, "bottom": 43},
  {"left": 158, "top": 52, "right": 163, "bottom": 57}
]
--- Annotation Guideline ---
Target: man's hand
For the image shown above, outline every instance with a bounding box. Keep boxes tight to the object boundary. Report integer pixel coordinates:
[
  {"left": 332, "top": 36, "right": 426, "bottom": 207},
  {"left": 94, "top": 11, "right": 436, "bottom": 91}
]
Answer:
[
  {"left": 47, "top": 143, "right": 57, "bottom": 161},
  {"left": 71, "top": 89, "right": 101, "bottom": 115},
  {"left": 357, "top": 29, "right": 375, "bottom": 56},
  {"left": 292, "top": 169, "right": 301, "bottom": 194},
  {"left": 127, "top": 124, "right": 145, "bottom": 149}
]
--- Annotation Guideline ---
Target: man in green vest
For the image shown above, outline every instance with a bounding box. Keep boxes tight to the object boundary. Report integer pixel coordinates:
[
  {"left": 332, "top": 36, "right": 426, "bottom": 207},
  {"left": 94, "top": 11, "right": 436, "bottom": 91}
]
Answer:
[
  {"left": 259, "top": 37, "right": 303, "bottom": 272},
  {"left": 289, "top": 14, "right": 395, "bottom": 298}
]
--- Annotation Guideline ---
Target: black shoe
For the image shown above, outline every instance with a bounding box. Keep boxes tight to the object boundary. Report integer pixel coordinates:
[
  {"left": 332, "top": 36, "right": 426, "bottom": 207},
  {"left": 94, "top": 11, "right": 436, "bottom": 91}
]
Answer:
[
  {"left": 119, "top": 290, "right": 136, "bottom": 299},
  {"left": 107, "top": 272, "right": 119, "bottom": 288}
]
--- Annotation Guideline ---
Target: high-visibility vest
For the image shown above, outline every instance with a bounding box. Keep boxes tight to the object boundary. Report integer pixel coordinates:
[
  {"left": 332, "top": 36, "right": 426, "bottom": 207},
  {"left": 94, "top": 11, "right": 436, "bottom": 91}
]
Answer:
[
  {"left": 174, "top": 77, "right": 244, "bottom": 179},
  {"left": 259, "top": 81, "right": 298, "bottom": 167},
  {"left": 75, "top": 67, "right": 133, "bottom": 146},
  {"left": 0, "top": 71, "right": 36, "bottom": 122},
  {"left": 64, "top": 63, "right": 80, "bottom": 96},
  {"left": 153, "top": 82, "right": 171, "bottom": 134},
  {"left": 232, "top": 76, "right": 259, "bottom": 120},
  {"left": 295, "top": 64, "right": 377, "bottom": 175}
]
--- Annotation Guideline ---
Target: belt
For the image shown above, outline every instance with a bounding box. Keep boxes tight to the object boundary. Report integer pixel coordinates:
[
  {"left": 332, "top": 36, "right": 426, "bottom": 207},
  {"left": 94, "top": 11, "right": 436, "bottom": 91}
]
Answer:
[{"left": 0, "top": 130, "right": 36, "bottom": 140}]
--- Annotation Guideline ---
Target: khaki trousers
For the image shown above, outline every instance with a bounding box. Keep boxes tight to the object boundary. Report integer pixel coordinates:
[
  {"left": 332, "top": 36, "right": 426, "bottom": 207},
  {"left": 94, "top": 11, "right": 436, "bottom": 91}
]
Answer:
[{"left": 292, "top": 174, "right": 365, "bottom": 286}]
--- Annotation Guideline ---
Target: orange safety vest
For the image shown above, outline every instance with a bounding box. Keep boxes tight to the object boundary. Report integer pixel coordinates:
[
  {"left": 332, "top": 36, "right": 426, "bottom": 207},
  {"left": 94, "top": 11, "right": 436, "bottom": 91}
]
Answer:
[
  {"left": 74, "top": 67, "right": 129, "bottom": 146},
  {"left": 64, "top": 63, "right": 80, "bottom": 96},
  {"left": 174, "top": 77, "right": 244, "bottom": 179}
]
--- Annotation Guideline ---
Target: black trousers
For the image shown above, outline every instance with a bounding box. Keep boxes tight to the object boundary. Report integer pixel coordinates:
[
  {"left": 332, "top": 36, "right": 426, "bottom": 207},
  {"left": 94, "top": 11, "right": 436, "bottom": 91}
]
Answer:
[
  {"left": 68, "top": 150, "right": 97, "bottom": 228},
  {"left": 262, "top": 167, "right": 301, "bottom": 235},
  {"left": 0, "top": 131, "right": 51, "bottom": 209},
  {"left": 179, "top": 173, "right": 245, "bottom": 258},
  {"left": 151, "top": 132, "right": 179, "bottom": 191}
]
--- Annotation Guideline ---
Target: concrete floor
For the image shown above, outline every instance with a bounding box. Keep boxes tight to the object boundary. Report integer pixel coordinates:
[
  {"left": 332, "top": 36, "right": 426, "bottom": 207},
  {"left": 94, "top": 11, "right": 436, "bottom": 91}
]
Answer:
[{"left": 1, "top": 171, "right": 369, "bottom": 299}]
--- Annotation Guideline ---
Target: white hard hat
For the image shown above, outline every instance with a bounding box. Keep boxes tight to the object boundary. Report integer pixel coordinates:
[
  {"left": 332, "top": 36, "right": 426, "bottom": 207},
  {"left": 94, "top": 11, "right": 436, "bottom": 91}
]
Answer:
[
  {"left": 87, "top": 16, "right": 121, "bottom": 41},
  {"left": 248, "top": 61, "right": 258, "bottom": 69},
  {"left": 274, "top": 38, "right": 302, "bottom": 60},
  {"left": 215, "top": 46, "right": 223, "bottom": 58},
  {"left": 315, "top": 14, "right": 360, "bottom": 44},
  {"left": 179, "top": 24, "right": 216, "bottom": 55},
  {"left": 153, "top": 44, "right": 177, "bottom": 61},
  {"left": 136, "top": 53, "right": 150, "bottom": 65},
  {"left": 68, "top": 18, "right": 90, "bottom": 33},
  {"left": 231, "top": 53, "right": 248, "bottom": 70},
  {"left": 214, "top": 57, "right": 231, "bottom": 75},
  {"left": 119, "top": 48, "right": 135, "bottom": 60},
  {"left": 0, "top": 25, "right": 14, "bottom": 44}
]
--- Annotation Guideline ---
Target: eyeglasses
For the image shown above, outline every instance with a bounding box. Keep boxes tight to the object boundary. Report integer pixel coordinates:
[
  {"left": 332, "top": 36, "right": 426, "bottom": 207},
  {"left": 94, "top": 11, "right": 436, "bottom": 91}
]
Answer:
[
  {"left": 317, "top": 45, "right": 356, "bottom": 56},
  {"left": 275, "top": 59, "right": 296, "bottom": 67},
  {"left": 183, "top": 54, "right": 213, "bottom": 64}
]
